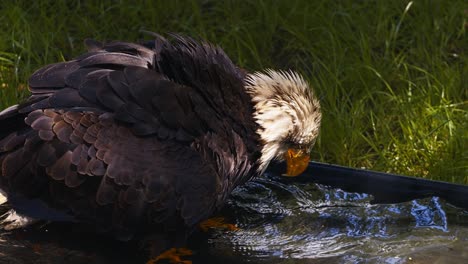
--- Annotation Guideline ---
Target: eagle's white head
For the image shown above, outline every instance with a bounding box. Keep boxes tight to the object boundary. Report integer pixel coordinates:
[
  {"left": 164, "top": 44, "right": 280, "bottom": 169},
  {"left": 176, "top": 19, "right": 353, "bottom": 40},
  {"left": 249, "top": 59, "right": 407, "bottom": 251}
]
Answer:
[{"left": 245, "top": 70, "right": 321, "bottom": 176}]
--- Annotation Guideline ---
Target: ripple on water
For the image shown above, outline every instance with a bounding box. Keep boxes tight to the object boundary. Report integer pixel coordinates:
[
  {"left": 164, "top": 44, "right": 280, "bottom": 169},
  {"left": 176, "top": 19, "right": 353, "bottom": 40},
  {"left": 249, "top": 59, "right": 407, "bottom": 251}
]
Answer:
[
  {"left": 211, "top": 175, "right": 468, "bottom": 263},
  {"left": 0, "top": 174, "right": 467, "bottom": 264}
]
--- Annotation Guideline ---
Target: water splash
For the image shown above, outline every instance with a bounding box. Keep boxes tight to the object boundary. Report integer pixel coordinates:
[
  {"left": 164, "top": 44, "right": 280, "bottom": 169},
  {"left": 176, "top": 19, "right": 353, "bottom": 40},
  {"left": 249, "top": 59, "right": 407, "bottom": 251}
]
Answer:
[
  {"left": 0, "top": 174, "right": 467, "bottom": 264},
  {"left": 208, "top": 174, "right": 468, "bottom": 263}
]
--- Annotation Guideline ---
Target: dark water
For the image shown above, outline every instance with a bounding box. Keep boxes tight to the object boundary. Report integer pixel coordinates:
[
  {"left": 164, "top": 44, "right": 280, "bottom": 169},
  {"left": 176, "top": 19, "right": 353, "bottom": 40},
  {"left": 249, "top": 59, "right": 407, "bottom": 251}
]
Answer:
[{"left": 1, "top": 173, "right": 467, "bottom": 264}]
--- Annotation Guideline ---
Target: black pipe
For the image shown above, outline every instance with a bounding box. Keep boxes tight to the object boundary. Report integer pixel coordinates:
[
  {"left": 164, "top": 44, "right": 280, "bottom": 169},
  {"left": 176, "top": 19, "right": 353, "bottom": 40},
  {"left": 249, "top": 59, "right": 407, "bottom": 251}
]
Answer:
[{"left": 267, "top": 161, "right": 468, "bottom": 210}]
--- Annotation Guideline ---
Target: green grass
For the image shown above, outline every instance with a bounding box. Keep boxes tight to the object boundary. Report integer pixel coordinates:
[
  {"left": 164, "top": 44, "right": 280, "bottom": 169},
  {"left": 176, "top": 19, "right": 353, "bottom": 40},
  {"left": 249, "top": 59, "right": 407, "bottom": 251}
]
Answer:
[{"left": 0, "top": 0, "right": 466, "bottom": 184}]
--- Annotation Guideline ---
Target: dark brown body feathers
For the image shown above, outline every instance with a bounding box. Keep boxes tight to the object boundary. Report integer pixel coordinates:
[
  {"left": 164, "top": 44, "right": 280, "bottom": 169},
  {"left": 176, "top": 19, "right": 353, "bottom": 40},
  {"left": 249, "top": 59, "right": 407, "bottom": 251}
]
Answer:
[{"left": 0, "top": 35, "right": 261, "bottom": 240}]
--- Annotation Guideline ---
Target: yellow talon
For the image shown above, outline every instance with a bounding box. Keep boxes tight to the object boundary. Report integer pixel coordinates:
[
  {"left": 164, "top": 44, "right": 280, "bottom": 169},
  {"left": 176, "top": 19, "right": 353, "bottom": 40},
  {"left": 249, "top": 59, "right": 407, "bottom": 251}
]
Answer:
[
  {"left": 199, "top": 217, "right": 239, "bottom": 232},
  {"left": 146, "top": 247, "right": 193, "bottom": 264}
]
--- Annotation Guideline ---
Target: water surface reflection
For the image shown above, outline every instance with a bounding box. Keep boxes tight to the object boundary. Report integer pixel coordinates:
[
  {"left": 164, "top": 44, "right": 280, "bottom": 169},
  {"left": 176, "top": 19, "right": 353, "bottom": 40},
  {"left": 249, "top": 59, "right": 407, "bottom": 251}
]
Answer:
[
  {"left": 208, "top": 174, "right": 468, "bottom": 263},
  {"left": 0, "top": 173, "right": 467, "bottom": 263}
]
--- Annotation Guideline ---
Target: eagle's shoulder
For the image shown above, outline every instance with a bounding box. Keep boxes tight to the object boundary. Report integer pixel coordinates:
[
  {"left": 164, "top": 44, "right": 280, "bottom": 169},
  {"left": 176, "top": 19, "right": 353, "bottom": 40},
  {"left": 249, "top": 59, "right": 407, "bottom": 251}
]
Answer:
[{"left": 26, "top": 35, "right": 259, "bottom": 145}]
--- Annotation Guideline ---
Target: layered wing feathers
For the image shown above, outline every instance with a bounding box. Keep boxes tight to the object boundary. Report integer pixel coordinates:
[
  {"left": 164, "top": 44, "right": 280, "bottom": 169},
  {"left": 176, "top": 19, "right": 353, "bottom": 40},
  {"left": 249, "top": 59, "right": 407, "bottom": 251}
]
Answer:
[{"left": 0, "top": 35, "right": 260, "bottom": 239}]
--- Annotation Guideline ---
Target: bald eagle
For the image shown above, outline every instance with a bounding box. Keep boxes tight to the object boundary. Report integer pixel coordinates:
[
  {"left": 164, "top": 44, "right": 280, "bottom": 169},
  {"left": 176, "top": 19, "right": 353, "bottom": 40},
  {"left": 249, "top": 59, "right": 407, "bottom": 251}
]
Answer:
[{"left": 0, "top": 35, "right": 321, "bottom": 245}]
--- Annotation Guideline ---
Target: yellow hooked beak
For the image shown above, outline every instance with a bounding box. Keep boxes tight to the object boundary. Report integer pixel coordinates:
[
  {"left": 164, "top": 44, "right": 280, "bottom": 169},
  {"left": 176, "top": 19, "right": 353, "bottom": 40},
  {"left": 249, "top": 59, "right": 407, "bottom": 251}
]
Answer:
[{"left": 282, "top": 148, "right": 310, "bottom": 177}]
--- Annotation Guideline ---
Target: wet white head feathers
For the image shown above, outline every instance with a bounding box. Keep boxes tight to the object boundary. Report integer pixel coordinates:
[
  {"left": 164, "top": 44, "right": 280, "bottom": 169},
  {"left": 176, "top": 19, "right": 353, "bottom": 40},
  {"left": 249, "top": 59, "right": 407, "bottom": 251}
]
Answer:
[{"left": 245, "top": 70, "right": 322, "bottom": 172}]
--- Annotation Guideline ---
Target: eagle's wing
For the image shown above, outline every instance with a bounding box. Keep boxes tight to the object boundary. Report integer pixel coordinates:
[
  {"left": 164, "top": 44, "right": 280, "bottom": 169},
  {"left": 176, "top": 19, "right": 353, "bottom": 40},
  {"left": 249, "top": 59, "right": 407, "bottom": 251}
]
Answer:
[{"left": 0, "top": 38, "right": 251, "bottom": 239}]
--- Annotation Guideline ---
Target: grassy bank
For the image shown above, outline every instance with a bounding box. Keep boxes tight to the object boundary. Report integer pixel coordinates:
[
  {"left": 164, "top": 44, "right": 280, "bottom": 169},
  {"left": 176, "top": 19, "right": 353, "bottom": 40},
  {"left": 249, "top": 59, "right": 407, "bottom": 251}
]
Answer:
[{"left": 0, "top": 0, "right": 466, "bottom": 184}]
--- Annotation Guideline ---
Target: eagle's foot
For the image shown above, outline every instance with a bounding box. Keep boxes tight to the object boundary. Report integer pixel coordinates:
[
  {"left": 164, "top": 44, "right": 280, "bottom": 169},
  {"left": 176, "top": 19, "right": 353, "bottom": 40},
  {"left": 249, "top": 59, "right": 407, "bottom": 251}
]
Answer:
[
  {"left": 199, "top": 217, "right": 239, "bottom": 232},
  {"left": 146, "top": 247, "right": 193, "bottom": 264}
]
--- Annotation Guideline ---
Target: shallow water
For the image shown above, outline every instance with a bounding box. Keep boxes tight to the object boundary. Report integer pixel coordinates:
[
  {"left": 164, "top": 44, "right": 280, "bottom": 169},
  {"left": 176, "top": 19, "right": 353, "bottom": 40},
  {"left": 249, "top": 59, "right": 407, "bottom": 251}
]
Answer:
[{"left": 1, "top": 172, "right": 467, "bottom": 264}]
